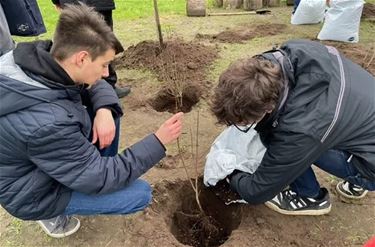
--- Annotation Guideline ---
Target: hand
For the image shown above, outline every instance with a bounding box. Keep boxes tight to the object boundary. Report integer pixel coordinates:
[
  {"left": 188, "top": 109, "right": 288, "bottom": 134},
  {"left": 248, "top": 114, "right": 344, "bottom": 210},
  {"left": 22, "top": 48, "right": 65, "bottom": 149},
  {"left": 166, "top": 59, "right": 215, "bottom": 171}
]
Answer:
[
  {"left": 155, "top": 112, "right": 183, "bottom": 145},
  {"left": 92, "top": 108, "right": 116, "bottom": 149}
]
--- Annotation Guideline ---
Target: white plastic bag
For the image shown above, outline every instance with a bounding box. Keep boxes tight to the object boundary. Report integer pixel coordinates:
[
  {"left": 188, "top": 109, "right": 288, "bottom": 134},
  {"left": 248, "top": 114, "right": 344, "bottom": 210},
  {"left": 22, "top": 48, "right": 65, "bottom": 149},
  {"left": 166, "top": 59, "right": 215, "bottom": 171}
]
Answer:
[
  {"left": 318, "top": 0, "right": 365, "bottom": 43},
  {"left": 291, "top": 0, "right": 326, "bottom": 25},
  {"left": 203, "top": 126, "right": 266, "bottom": 187}
]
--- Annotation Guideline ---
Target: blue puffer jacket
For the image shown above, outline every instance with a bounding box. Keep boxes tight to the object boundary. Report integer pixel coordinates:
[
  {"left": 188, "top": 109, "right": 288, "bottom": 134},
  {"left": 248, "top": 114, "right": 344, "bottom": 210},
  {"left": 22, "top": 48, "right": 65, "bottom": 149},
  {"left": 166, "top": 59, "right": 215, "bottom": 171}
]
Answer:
[{"left": 0, "top": 43, "right": 166, "bottom": 220}]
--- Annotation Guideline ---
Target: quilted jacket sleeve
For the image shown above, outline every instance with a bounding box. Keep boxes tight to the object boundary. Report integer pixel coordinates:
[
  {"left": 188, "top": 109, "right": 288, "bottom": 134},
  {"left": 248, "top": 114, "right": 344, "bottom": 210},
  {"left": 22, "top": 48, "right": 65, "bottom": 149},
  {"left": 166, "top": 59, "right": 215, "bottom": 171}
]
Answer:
[
  {"left": 27, "top": 122, "right": 165, "bottom": 194},
  {"left": 87, "top": 79, "right": 123, "bottom": 117},
  {"left": 230, "top": 130, "right": 322, "bottom": 204}
]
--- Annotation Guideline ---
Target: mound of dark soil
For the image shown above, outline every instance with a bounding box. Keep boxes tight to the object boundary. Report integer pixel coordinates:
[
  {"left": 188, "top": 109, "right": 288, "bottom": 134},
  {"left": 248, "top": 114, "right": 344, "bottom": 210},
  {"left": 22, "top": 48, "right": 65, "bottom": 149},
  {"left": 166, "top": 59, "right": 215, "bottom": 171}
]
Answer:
[
  {"left": 362, "top": 3, "right": 375, "bottom": 19},
  {"left": 196, "top": 23, "right": 287, "bottom": 43},
  {"left": 115, "top": 40, "right": 218, "bottom": 112}
]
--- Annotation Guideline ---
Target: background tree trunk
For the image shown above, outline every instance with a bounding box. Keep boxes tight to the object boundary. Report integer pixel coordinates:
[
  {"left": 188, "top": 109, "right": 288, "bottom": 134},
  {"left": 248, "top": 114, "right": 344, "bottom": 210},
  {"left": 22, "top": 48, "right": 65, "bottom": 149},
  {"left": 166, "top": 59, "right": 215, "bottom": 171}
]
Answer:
[
  {"left": 215, "top": 0, "right": 223, "bottom": 7},
  {"left": 268, "top": 0, "right": 281, "bottom": 7},
  {"left": 244, "top": 0, "right": 263, "bottom": 10},
  {"left": 186, "top": 0, "right": 206, "bottom": 16},
  {"left": 223, "top": 0, "right": 243, "bottom": 9}
]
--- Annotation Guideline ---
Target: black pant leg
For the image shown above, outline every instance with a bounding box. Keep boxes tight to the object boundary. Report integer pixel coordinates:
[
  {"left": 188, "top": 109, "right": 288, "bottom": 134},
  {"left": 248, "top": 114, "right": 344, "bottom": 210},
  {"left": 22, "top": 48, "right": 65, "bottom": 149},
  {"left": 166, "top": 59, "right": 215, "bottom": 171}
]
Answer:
[{"left": 97, "top": 10, "right": 117, "bottom": 88}]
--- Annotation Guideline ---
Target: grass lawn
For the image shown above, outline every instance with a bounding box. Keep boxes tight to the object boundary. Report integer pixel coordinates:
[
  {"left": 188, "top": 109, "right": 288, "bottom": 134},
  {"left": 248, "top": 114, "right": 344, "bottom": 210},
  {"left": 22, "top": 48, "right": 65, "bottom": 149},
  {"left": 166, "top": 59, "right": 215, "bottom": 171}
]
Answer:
[
  {"left": 14, "top": 0, "right": 375, "bottom": 42},
  {"left": 15, "top": 0, "right": 216, "bottom": 41}
]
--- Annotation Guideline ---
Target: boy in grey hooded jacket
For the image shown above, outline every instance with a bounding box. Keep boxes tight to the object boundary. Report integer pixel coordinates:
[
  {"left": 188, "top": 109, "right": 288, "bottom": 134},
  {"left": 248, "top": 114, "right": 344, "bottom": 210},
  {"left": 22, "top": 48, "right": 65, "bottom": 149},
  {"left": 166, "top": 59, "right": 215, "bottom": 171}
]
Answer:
[{"left": 211, "top": 39, "right": 374, "bottom": 216}]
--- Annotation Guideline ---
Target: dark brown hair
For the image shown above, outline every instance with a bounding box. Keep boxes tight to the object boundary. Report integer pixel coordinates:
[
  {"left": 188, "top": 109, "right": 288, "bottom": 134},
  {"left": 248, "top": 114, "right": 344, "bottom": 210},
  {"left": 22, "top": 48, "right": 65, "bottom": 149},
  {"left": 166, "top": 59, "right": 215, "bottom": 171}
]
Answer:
[
  {"left": 211, "top": 57, "right": 283, "bottom": 125},
  {"left": 51, "top": 3, "right": 123, "bottom": 61}
]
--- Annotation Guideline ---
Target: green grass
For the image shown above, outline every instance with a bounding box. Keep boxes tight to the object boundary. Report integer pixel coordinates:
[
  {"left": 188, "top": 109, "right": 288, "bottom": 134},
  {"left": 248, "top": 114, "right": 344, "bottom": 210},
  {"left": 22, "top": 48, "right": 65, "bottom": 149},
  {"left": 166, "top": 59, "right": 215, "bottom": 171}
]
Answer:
[
  {"left": 15, "top": 0, "right": 214, "bottom": 41},
  {"left": 21, "top": 0, "right": 375, "bottom": 42}
]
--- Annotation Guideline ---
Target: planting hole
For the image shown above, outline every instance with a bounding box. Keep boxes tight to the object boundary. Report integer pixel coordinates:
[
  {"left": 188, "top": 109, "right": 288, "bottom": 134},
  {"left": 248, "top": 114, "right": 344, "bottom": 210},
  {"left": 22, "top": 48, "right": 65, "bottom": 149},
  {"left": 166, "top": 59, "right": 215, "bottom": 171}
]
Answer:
[
  {"left": 169, "top": 179, "right": 242, "bottom": 247},
  {"left": 148, "top": 84, "right": 201, "bottom": 113}
]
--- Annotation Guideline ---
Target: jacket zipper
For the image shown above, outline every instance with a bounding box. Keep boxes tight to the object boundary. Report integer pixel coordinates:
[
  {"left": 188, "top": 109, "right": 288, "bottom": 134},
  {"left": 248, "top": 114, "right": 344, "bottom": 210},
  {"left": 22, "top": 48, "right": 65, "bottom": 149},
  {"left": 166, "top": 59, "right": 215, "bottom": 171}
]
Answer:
[{"left": 321, "top": 46, "right": 346, "bottom": 143}]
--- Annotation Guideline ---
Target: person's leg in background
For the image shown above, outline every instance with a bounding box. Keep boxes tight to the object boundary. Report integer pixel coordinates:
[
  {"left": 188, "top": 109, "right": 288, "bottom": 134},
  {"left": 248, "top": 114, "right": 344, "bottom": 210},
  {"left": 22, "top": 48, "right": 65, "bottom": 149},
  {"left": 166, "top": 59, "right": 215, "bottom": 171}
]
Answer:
[
  {"left": 98, "top": 9, "right": 131, "bottom": 98},
  {"left": 293, "top": 0, "right": 301, "bottom": 14}
]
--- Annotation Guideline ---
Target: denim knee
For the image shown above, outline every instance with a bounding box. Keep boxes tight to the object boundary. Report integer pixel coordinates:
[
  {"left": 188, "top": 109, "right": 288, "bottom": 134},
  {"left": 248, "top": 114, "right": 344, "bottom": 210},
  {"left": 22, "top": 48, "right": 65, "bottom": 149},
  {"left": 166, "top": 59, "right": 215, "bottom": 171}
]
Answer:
[{"left": 133, "top": 179, "right": 153, "bottom": 207}]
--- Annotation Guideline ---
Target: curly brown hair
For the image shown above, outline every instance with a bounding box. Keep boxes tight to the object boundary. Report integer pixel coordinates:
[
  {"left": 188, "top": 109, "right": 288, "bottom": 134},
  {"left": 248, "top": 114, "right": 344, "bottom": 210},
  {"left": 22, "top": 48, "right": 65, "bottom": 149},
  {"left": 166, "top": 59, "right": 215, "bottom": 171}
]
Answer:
[{"left": 211, "top": 57, "right": 283, "bottom": 125}]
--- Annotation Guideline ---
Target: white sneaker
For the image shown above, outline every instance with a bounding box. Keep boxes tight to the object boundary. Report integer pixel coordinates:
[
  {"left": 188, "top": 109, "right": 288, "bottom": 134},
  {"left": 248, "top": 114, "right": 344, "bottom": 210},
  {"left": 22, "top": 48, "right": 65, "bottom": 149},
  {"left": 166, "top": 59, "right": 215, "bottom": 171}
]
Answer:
[{"left": 37, "top": 215, "right": 80, "bottom": 238}]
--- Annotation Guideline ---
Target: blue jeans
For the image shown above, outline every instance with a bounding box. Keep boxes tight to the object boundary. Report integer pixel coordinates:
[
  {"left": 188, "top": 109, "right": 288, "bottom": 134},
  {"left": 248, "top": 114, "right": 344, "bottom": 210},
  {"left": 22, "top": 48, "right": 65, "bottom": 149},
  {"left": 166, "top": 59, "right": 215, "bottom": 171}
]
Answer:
[
  {"left": 291, "top": 149, "right": 375, "bottom": 198},
  {"left": 63, "top": 179, "right": 152, "bottom": 215},
  {"left": 62, "top": 108, "right": 150, "bottom": 216}
]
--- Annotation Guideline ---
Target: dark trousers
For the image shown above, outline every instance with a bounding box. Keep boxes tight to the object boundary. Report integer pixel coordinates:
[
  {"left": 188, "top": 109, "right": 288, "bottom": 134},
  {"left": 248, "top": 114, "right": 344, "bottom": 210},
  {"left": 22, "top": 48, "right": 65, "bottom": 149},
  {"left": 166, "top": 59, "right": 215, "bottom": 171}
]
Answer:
[
  {"left": 290, "top": 149, "right": 375, "bottom": 198},
  {"left": 293, "top": 0, "right": 301, "bottom": 14},
  {"left": 98, "top": 9, "right": 117, "bottom": 88}
]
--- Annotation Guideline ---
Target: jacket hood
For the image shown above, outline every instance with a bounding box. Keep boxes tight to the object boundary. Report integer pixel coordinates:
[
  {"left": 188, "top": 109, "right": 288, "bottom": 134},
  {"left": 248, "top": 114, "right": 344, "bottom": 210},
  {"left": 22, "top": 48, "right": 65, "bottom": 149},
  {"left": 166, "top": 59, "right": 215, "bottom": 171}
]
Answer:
[
  {"left": 254, "top": 49, "right": 294, "bottom": 132},
  {"left": 0, "top": 50, "right": 81, "bottom": 117},
  {"left": 13, "top": 40, "right": 76, "bottom": 88}
]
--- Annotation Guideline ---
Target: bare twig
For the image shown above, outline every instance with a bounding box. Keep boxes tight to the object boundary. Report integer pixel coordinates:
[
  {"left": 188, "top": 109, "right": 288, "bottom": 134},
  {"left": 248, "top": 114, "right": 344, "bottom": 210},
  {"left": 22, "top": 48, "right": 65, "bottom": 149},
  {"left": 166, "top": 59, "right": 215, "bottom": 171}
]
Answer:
[
  {"left": 159, "top": 40, "right": 204, "bottom": 214},
  {"left": 194, "top": 110, "right": 203, "bottom": 213},
  {"left": 177, "top": 138, "right": 197, "bottom": 193}
]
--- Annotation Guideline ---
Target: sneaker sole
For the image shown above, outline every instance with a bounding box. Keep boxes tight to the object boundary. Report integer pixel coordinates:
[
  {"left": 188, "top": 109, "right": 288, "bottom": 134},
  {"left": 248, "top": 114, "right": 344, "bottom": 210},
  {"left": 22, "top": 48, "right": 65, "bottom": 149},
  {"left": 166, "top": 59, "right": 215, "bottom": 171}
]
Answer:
[
  {"left": 264, "top": 201, "right": 331, "bottom": 216},
  {"left": 336, "top": 183, "right": 368, "bottom": 200},
  {"left": 37, "top": 218, "right": 81, "bottom": 238}
]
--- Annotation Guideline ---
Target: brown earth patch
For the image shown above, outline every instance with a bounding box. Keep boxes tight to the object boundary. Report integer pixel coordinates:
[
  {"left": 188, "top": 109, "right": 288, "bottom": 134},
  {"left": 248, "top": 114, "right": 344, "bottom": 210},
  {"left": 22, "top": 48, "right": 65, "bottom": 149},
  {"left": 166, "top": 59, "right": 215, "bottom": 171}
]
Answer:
[
  {"left": 362, "top": 3, "right": 375, "bottom": 19},
  {"left": 196, "top": 23, "right": 287, "bottom": 43},
  {"left": 149, "top": 172, "right": 375, "bottom": 247},
  {"left": 115, "top": 40, "right": 218, "bottom": 113}
]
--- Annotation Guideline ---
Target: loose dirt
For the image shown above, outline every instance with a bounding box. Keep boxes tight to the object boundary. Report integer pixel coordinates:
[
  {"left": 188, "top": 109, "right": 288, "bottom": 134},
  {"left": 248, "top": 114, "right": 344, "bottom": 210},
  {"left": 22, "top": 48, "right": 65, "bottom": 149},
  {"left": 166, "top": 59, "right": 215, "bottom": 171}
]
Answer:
[
  {"left": 362, "top": 3, "right": 375, "bottom": 19},
  {"left": 115, "top": 40, "right": 218, "bottom": 112},
  {"left": 196, "top": 23, "right": 287, "bottom": 43}
]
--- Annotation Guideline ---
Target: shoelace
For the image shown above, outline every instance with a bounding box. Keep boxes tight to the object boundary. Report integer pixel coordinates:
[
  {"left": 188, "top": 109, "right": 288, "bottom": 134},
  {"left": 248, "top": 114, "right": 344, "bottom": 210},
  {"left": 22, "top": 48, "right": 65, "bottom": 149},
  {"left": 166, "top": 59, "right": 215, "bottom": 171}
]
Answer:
[{"left": 282, "top": 189, "right": 308, "bottom": 207}]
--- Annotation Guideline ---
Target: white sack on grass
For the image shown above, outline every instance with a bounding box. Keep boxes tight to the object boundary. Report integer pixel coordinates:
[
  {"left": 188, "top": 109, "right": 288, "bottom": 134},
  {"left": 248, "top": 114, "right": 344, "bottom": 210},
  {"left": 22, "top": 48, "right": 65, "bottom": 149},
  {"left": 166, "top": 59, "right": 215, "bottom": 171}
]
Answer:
[
  {"left": 318, "top": 0, "right": 365, "bottom": 43},
  {"left": 203, "top": 126, "right": 266, "bottom": 187},
  {"left": 291, "top": 0, "right": 326, "bottom": 25}
]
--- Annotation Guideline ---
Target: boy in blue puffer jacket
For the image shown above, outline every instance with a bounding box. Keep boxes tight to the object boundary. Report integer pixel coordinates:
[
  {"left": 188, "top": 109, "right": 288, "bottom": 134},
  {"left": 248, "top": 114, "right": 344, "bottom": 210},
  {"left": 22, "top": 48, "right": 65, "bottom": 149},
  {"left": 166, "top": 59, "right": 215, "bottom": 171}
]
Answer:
[{"left": 0, "top": 4, "right": 183, "bottom": 238}]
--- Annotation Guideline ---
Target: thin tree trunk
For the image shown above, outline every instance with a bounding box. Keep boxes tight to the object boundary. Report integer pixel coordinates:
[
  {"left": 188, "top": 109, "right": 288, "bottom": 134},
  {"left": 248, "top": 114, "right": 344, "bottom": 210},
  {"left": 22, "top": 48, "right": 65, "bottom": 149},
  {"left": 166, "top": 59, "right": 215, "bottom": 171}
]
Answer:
[
  {"left": 153, "top": 0, "right": 164, "bottom": 49},
  {"left": 244, "top": 0, "right": 263, "bottom": 10}
]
